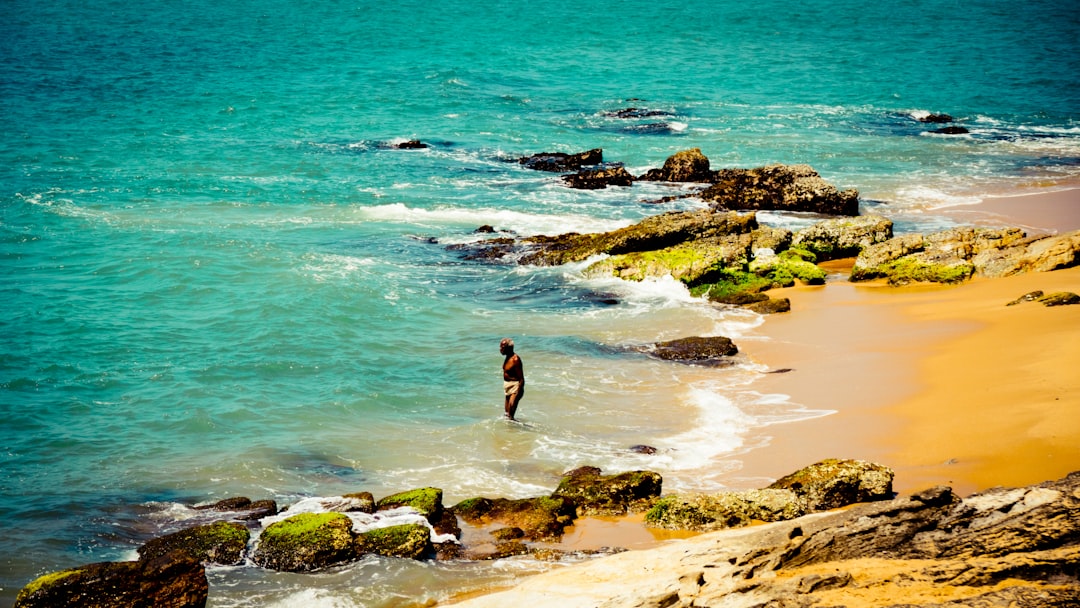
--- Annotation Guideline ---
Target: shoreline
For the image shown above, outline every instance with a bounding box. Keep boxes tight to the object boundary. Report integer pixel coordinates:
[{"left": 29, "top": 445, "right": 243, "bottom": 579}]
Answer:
[{"left": 448, "top": 186, "right": 1080, "bottom": 602}]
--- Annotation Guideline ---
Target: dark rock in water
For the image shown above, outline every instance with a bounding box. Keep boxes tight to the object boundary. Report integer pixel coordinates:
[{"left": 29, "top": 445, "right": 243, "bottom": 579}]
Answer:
[
  {"left": 354, "top": 523, "right": 432, "bottom": 560},
  {"left": 450, "top": 496, "right": 577, "bottom": 540},
  {"left": 552, "top": 466, "right": 663, "bottom": 516},
  {"left": 647, "top": 336, "right": 739, "bottom": 363},
  {"left": 918, "top": 113, "right": 954, "bottom": 123},
  {"left": 196, "top": 497, "right": 252, "bottom": 511},
  {"left": 932, "top": 126, "right": 970, "bottom": 135},
  {"left": 15, "top": 552, "right": 208, "bottom": 608},
  {"left": 1039, "top": 291, "right": 1080, "bottom": 306},
  {"left": 376, "top": 487, "right": 444, "bottom": 524},
  {"left": 699, "top": 164, "right": 860, "bottom": 216},
  {"left": 604, "top": 107, "right": 673, "bottom": 119},
  {"left": 629, "top": 444, "right": 658, "bottom": 455},
  {"left": 621, "top": 122, "right": 681, "bottom": 135},
  {"left": 138, "top": 521, "right": 250, "bottom": 566},
  {"left": 518, "top": 148, "right": 603, "bottom": 172},
  {"left": 252, "top": 512, "right": 357, "bottom": 572},
  {"left": 637, "top": 148, "right": 713, "bottom": 183},
  {"left": 341, "top": 491, "right": 376, "bottom": 514},
  {"left": 194, "top": 496, "right": 278, "bottom": 520},
  {"left": 475, "top": 224, "right": 496, "bottom": 233},
  {"left": 562, "top": 165, "right": 634, "bottom": 189},
  {"left": 1007, "top": 290, "right": 1044, "bottom": 306},
  {"left": 447, "top": 237, "right": 517, "bottom": 262},
  {"left": 392, "top": 139, "right": 429, "bottom": 149}
]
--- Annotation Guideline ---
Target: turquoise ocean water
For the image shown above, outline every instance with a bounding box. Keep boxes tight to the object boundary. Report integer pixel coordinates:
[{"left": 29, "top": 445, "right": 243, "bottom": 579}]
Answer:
[{"left": 2, "top": 0, "right": 1078, "bottom": 605}]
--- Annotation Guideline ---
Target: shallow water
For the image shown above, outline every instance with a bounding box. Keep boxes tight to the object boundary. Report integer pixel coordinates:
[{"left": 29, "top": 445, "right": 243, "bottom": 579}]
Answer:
[{"left": 2, "top": 0, "right": 1078, "bottom": 604}]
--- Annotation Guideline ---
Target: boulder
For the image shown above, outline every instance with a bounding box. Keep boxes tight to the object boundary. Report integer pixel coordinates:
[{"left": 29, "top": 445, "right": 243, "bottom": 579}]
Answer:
[
  {"left": 341, "top": 491, "right": 376, "bottom": 513},
  {"left": 518, "top": 149, "right": 603, "bottom": 172},
  {"left": 749, "top": 225, "right": 793, "bottom": 252},
  {"left": 644, "top": 336, "right": 738, "bottom": 365},
  {"left": 138, "top": 521, "right": 249, "bottom": 566},
  {"left": 551, "top": 466, "right": 663, "bottom": 516},
  {"left": 697, "top": 164, "right": 860, "bottom": 216},
  {"left": 918, "top": 113, "right": 955, "bottom": 123},
  {"left": 745, "top": 297, "right": 791, "bottom": 314},
  {"left": 520, "top": 209, "right": 757, "bottom": 267},
  {"left": 15, "top": 552, "right": 207, "bottom": 608},
  {"left": 376, "top": 487, "right": 444, "bottom": 524},
  {"left": 790, "top": 215, "right": 894, "bottom": 261},
  {"left": 1007, "top": 290, "right": 1044, "bottom": 306},
  {"left": 194, "top": 496, "right": 278, "bottom": 520},
  {"left": 450, "top": 496, "right": 577, "bottom": 540},
  {"left": 582, "top": 234, "right": 752, "bottom": 284},
  {"left": 1039, "top": 291, "right": 1080, "bottom": 306},
  {"left": 972, "top": 230, "right": 1080, "bottom": 277},
  {"left": 354, "top": 523, "right": 432, "bottom": 560},
  {"left": 391, "top": 139, "right": 428, "bottom": 149},
  {"left": 562, "top": 166, "right": 634, "bottom": 189},
  {"left": 252, "top": 512, "right": 356, "bottom": 572},
  {"left": 767, "top": 458, "right": 894, "bottom": 511},
  {"left": 636, "top": 148, "right": 713, "bottom": 183},
  {"left": 644, "top": 489, "right": 805, "bottom": 531}
]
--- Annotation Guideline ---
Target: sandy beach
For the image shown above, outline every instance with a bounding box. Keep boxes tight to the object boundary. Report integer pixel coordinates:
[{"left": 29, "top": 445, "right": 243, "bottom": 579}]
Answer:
[{"left": 447, "top": 187, "right": 1080, "bottom": 602}]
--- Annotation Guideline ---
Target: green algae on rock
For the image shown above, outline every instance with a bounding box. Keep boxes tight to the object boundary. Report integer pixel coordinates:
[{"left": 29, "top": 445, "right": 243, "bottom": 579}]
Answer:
[
  {"left": 767, "top": 458, "right": 894, "bottom": 511},
  {"left": 355, "top": 523, "right": 432, "bottom": 559},
  {"left": 451, "top": 495, "right": 577, "bottom": 540},
  {"left": 15, "top": 554, "right": 207, "bottom": 608},
  {"left": 376, "top": 487, "right": 444, "bottom": 523},
  {"left": 551, "top": 466, "right": 663, "bottom": 516},
  {"left": 138, "top": 521, "right": 250, "bottom": 565},
  {"left": 644, "top": 488, "right": 805, "bottom": 531},
  {"left": 253, "top": 512, "right": 356, "bottom": 572}
]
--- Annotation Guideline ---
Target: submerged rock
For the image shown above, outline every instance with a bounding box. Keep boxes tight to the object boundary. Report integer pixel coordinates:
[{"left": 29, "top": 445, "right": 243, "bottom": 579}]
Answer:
[
  {"left": 138, "top": 521, "right": 249, "bottom": 566},
  {"left": 552, "top": 466, "right": 663, "bottom": 516},
  {"left": 15, "top": 552, "right": 208, "bottom": 608},
  {"left": 518, "top": 149, "right": 603, "bottom": 172},
  {"left": 561, "top": 165, "right": 634, "bottom": 189}
]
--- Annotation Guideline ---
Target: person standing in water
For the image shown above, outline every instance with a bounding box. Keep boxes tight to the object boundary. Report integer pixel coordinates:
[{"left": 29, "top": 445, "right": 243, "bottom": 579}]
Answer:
[{"left": 500, "top": 338, "right": 524, "bottom": 420}]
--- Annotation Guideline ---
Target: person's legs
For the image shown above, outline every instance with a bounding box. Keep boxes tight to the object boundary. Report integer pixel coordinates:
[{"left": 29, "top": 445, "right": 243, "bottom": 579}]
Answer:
[{"left": 506, "top": 385, "right": 523, "bottom": 420}]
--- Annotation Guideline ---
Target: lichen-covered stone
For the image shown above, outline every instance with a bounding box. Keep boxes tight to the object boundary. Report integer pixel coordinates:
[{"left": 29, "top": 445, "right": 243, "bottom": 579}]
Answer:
[
  {"left": 450, "top": 496, "right": 577, "bottom": 540},
  {"left": 354, "top": 523, "right": 431, "bottom": 560},
  {"left": 552, "top": 467, "right": 663, "bottom": 516},
  {"left": 15, "top": 553, "right": 207, "bottom": 608},
  {"left": 252, "top": 512, "right": 356, "bottom": 572},
  {"left": 644, "top": 489, "right": 804, "bottom": 531},
  {"left": 520, "top": 209, "right": 757, "bottom": 267},
  {"left": 791, "top": 215, "right": 894, "bottom": 261},
  {"left": 582, "top": 234, "right": 751, "bottom": 284},
  {"left": 767, "top": 458, "right": 894, "bottom": 511},
  {"left": 138, "top": 521, "right": 249, "bottom": 565},
  {"left": 376, "top": 487, "right": 444, "bottom": 523}
]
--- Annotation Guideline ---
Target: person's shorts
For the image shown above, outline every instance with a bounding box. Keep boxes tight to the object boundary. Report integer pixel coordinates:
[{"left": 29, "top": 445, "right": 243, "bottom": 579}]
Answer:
[{"left": 504, "top": 380, "right": 524, "bottom": 397}]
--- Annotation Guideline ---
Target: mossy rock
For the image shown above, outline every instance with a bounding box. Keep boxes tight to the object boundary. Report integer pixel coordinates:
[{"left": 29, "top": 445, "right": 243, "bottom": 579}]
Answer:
[
  {"left": 583, "top": 234, "right": 751, "bottom": 285},
  {"left": 252, "top": 512, "right": 356, "bottom": 572},
  {"left": 376, "top": 487, "right": 444, "bottom": 523},
  {"left": 138, "top": 520, "right": 250, "bottom": 565},
  {"left": 876, "top": 254, "right": 974, "bottom": 285},
  {"left": 354, "top": 523, "right": 431, "bottom": 560},
  {"left": 552, "top": 467, "right": 663, "bottom": 516},
  {"left": 644, "top": 489, "right": 803, "bottom": 532},
  {"left": 691, "top": 268, "right": 776, "bottom": 302},
  {"left": 767, "top": 458, "right": 894, "bottom": 511},
  {"left": 749, "top": 247, "right": 827, "bottom": 286},
  {"left": 450, "top": 495, "right": 577, "bottom": 540},
  {"left": 15, "top": 553, "right": 207, "bottom": 608}
]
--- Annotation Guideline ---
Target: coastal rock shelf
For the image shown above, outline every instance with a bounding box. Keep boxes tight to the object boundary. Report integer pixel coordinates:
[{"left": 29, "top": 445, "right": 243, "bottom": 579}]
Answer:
[{"left": 451, "top": 471, "right": 1080, "bottom": 608}]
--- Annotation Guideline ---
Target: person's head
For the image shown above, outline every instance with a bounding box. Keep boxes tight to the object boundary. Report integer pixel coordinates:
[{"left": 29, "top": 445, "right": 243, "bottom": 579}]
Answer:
[{"left": 500, "top": 338, "right": 514, "bottom": 354}]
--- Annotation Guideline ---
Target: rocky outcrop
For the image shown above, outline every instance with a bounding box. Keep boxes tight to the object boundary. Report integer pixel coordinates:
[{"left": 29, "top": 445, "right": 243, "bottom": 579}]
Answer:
[
  {"left": 15, "top": 552, "right": 208, "bottom": 608},
  {"left": 252, "top": 512, "right": 357, "bottom": 572},
  {"left": 562, "top": 165, "right": 634, "bottom": 189},
  {"left": 852, "top": 228, "right": 1080, "bottom": 284},
  {"left": 699, "top": 164, "right": 860, "bottom": 216},
  {"left": 518, "top": 149, "right": 603, "bottom": 172},
  {"left": 520, "top": 209, "right": 757, "bottom": 266},
  {"left": 789, "top": 214, "right": 893, "bottom": 261},
  {"left": 451, "top": 496, "right": 577, "bottom": 541},
  {"left": 637, "top": 148, "right": 713, "bottom": 183},
  {"left": 453, "top": 472, "right": 1080, "bottom": 608},
  {"left": 642, "top": 336, "right": 739, "bottom": 365},
  {"left": 583, "top": 234, "right": 752, "bottom": 284},
  {"left": 551, "top": 466, "right": 663, "bottom": 516},
  {"left": 645, "top": 459, "right": 893, "bottom": 532},
  {"left": 138, "top": 521, "right": 249, "bottom": 566}
]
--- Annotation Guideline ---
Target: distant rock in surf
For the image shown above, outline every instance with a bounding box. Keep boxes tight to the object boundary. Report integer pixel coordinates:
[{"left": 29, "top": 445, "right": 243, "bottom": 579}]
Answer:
[
  {"left": 932, "top": 126, "right": 970, "bottom": 135},
  {"left": 517, "top": 148, "right": 603, "bottom": 172}
]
